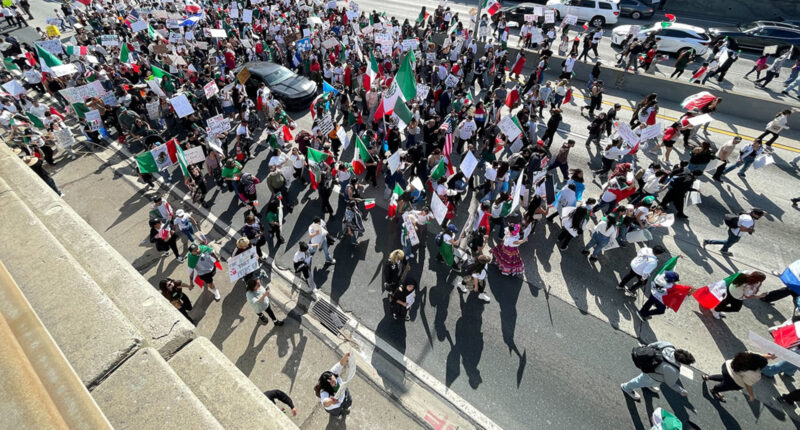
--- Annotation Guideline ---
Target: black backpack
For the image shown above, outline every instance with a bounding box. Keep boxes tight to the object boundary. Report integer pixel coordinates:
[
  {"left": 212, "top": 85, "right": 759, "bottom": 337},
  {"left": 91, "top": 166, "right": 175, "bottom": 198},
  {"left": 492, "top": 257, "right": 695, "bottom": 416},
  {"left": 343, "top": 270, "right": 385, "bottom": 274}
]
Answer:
[
  {"left": 631, "top": 345, "right": 669, "bottom": 373},
  {"left": 723, "top": 213, "right": 741, "bottom": 229},
  {"left": 435, "top": 232, "right": 445, "bottom": 246}
]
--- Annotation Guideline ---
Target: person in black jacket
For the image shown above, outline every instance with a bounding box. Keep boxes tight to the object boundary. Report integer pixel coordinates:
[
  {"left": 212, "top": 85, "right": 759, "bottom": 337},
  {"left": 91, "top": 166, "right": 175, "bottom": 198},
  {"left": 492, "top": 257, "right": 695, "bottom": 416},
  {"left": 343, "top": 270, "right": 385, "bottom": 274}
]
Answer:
[
  {"left": 584, "top": 112, "right": 607, "bottom": 147},
  {"left": 541, "top": 108, "right": 562, "bottom": 148},
  {"left": 383, "top": 250, "right": 407, "bottom": 291},
  {"left": 264, "top": 389, "right": 297, "bottom": 416},
  {"left": 159, "top": 278, "right": 193, "bottom": 324},
  {"left": 391, "top": 278, "right": 417, "bottom": 321},
  {"left": 659, "top": 170, "right": 702, "bottom": 219},
  {"left": 149, "top": 219, "right": 183, "bottom": 261}
]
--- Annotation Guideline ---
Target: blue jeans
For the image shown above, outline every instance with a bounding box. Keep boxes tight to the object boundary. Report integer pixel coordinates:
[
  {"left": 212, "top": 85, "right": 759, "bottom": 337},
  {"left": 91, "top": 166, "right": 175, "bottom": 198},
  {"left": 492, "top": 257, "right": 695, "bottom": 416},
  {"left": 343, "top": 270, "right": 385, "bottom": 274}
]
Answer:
[
  {"left": 310, "top": 239, "right": 333, "bottom": 262},
  {"left": 706, "top": 229, "right": 741, "bottom": 253},
  {"left": 584, "top": 231, "right": 611, "bottom": 257},
  {"left": 723, "top": 156, "right": 755, "bottom": 175},
  {"left": 762, "top": 360, "right": 798, "bottom": 377},
  {"left": 180, "top": 225, "right": 196, "bottom": 243},
  {"left": 621, "top": 372, "right": 659, "bottom": 392}
]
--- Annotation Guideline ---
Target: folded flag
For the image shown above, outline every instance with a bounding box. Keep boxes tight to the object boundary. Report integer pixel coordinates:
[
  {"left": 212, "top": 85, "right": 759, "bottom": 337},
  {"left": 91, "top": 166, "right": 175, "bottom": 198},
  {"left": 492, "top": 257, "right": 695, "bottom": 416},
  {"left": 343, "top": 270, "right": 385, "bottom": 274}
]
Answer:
[
  {"left": 65, "top": 45, "right": 88, "bottom": 56},
  {"left": 662, "top": 284, "right": 693, "bottom": 312},
  {"left": 481, "top": 0, "right": 502, "bottom": 16},
  {"left": 693, "top": 272, "right": 741, "bottom": 309},
  {"left": 665, "top": 14, "right": 677, "bottom": 23},
  {"left": 26, "top": 112, "right": 44, "bottom": 129},
  {"left": 511, "top": 55, "right": 526, "bottom": 75},
  {"left": 651, "top": 408, "right": 682, "bottom": 430},
  {"left": 363, "top": 198, "right": 376, "bottom": 210}
]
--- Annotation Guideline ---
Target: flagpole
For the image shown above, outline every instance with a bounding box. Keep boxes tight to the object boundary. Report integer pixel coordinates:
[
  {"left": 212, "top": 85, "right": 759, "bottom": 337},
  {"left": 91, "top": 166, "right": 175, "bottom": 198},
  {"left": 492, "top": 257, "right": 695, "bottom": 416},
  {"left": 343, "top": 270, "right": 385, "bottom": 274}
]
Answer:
[{"left": 473, "top": 1, "right": 483, "bottom": 45}]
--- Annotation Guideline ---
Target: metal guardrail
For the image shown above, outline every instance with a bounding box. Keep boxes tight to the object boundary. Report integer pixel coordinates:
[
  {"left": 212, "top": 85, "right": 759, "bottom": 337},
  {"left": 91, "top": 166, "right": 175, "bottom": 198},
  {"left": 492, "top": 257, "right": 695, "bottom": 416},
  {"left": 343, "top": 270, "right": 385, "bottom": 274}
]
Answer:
[{"left": 0, "top": 260, "right": 112, "bottom": 430}]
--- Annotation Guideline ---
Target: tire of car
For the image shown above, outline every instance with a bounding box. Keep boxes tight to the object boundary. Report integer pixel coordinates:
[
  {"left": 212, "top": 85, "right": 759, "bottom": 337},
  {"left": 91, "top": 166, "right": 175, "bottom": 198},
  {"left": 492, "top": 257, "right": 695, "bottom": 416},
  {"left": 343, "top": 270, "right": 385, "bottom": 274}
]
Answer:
[
  {"left": 590, "top": 15, "right": 605, "bottom": 27},
  {"left": 631, "top": 11, "right": 641, "bottom": 19},
  {"left": 676, "top": 47, "right": 690, "bottom": 58}
]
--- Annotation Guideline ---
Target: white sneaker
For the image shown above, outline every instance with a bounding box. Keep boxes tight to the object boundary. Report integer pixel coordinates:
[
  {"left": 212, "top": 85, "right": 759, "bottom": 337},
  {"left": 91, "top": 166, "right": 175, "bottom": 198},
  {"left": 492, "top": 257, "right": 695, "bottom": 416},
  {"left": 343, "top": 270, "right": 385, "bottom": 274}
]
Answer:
[
  {"left": 457, "top": 283, "right": 468, "bottom": 293},
  {"left": 620, "top": 384, "right": 641, "bottom": 402},
  {"left": 478, "top": 293, "right": 491, "bottom": 303},
  {"left": 176, "top": 256, "right": 185, "bottom": 263},
  {"left": 711, "top": 310, "right": 725, "bottom": 319},
  {"left": 213, "top": 288, "right": 221, "bottom": 301},
  {"left": 645, "top": 385, "right": 660, "bottom": 393}
]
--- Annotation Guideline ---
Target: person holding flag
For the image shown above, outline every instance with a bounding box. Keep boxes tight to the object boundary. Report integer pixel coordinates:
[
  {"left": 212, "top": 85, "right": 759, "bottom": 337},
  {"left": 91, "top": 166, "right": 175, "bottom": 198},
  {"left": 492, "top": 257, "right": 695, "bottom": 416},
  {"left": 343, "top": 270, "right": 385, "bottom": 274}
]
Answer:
[
  {"left": 636, "top": 270, "right": 694, "bottom": 321},
  {"left": 187, "top": 243, "right": 223, "bottom": 302},
  {"left": 617, "top": 245, "right": 668, "bottom": 297},
  {"left": 693, "top": 271, "right": 767, "bottom": 319}
]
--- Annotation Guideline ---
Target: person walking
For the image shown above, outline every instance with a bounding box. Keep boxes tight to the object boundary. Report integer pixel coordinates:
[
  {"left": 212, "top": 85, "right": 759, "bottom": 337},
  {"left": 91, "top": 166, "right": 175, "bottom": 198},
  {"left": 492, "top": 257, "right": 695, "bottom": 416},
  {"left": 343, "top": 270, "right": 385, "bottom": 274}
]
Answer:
[
  {"left": 547, "top": 139, "right": 576, "bottom": 182},
  {"left": 755, "top": 109, "right": 794, "bottom": 148},
  {"left": 245, "top": 278, "right": 284, "bottom": 326},
  {"left": 755, "top": 52, "right": 790, "bottom": 89},
  {"left": 149, "top": 219, "right": 183, "bottom": 262},
  {"left": 308, "top": 216, "right": 335, "bottom": 266},
  {"left": 293, "top": 241, "right": 317, "bottom": 293},
  {"left": 581, "top": 213, "right": 617, "bottom": 262},
  {"left": 703, "top": 351, "right": 775, "bottom": 403},
  {"left": 711, "top": 136, "right": 742, "bottom": 181},
  {"left": 703, "top": 208, "right": 766, "bottom": 257},
  {"left": 557, "top": 204, "right": 590, "bottom": 250},
  {"left": 383, "top": 250, "right": 409, "bottom": 292},
  {"left": 173, "top": 209, "right": 202, "bottom": 244},
  {"left": 187, "top": 243, "right": 222, "bottom": 301},
  {"left": 636, "top": 271, "right": 689, "bottom": 321},
  {"left": 744, "top": 54, "right": 768, "bottom": 80},
  {"left": 621, "top": 341, "right": 696, "bottom": 401},
  {"left": 159, "top": 278, "right": 193, "bottom": 324},
  {"left": 315, "top": 353, "right": 354, "bottom": 417},
  {"left": 617, "top": 245, "right": 667, "bottom": 297},
  {"left": 457, "top": 254, "right": 492, "bottom": 303},
  {"left": 659, "top": 169, "right": 701, "bottom": 220},
  {"left": 21, "top": 155, "right": 62, "bottom": 196},
  {"left": 709, "top": 271, "right": 767, "bottom": 319},
  {"left": 390, "top": 278, "right": 417, "bottom": 321},
  {"left": 492, "top": 224, "right": 528, "bottom": 276}
]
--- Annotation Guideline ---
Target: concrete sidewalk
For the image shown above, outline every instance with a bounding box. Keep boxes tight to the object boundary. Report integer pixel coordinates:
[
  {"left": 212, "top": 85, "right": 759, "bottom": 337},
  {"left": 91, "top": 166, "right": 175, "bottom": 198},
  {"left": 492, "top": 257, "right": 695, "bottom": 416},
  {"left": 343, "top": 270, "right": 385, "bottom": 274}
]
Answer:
[{"left": 48, "top": 147, "right": 473, "bottom": 430}]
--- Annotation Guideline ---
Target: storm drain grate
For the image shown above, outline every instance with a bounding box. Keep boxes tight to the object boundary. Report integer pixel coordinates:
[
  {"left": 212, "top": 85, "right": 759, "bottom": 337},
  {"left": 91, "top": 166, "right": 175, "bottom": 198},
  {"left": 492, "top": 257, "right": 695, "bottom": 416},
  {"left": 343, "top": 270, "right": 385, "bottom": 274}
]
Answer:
[{"left": 310, "top": 298, "right": 350, "bottom": 336}]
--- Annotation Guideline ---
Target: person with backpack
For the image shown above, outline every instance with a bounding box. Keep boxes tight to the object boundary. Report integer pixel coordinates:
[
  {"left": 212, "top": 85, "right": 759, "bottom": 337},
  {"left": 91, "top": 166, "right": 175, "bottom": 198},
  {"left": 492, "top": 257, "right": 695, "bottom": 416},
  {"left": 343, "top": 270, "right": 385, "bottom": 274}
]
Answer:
[
  {"left": 457, "top": 255, "right": 492, "bottom": 303},
  {"left": 636, "top": 270, "right": 692, "bottom": 321},
  {"left": 617, "top": 245, "right": 667, "bottom": 297},
  {"left": 621, "top": 341, "right": 696, "bottom": 402},
  {"left": 436, "top": 223, "right": 461, "bottom": 270},
  {"left": 703, "top": 208, "right": 766, "bottom": 257}
]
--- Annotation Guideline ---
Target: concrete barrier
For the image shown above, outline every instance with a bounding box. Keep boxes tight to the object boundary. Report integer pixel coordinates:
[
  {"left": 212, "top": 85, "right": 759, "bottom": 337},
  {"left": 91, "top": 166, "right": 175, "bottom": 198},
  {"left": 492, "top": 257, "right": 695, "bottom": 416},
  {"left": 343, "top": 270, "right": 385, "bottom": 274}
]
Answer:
[{"left": 429, "top": 34, "right": 800, "bottom": 128}]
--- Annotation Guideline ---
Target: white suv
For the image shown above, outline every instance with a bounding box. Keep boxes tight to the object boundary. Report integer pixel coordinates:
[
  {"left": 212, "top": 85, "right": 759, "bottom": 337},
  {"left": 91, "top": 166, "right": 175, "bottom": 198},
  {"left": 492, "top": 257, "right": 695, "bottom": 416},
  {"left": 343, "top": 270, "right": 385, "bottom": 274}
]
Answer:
[
  {"left": 546, "top": 0, "right": 620, "bottom": 28},
  {"left": 611, "top": 22, "right": 711, "bottom": 56}
]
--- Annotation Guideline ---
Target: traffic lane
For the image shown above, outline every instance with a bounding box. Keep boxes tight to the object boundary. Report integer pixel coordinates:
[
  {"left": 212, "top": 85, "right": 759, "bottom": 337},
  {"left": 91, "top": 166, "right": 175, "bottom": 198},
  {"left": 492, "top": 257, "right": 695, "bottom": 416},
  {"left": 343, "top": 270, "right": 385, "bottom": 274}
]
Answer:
[{"left": 267, "top": 180, "right": 796, "bottom": 430}]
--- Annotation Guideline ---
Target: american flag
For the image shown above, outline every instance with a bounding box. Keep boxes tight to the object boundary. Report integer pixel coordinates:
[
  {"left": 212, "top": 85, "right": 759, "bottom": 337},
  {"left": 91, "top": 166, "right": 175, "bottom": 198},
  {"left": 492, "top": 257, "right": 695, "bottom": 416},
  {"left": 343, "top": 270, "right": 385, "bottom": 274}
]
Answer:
[{"left": 440, "top": 115, "right": 453, "bottom": 156}]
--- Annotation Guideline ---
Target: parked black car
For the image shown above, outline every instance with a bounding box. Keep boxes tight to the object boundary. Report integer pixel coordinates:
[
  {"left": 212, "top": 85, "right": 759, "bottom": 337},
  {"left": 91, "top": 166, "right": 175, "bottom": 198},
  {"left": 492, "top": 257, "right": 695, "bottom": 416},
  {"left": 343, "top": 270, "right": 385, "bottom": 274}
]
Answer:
[
  {"left": 495, "top": 1, "right": 549, "bottom": 25},
  {"left": 617, "top": 0, "right": 654, "bottom": 20},
  {"left": 708, "top": 21, "right": 800, "bottom": 51},
  {"left": 236, "top": 62, "right": 317, "bottom": 111}
]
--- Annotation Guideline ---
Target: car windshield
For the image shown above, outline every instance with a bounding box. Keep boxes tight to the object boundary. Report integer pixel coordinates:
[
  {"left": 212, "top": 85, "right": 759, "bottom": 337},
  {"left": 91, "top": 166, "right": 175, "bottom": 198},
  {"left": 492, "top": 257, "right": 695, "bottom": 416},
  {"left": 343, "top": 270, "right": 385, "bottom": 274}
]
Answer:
[
  {"left": 740, "top": 22, "right": 759, "bottom": 31},
  {"left": 262, "top": 66, "right": 294, "bottom": 85}
]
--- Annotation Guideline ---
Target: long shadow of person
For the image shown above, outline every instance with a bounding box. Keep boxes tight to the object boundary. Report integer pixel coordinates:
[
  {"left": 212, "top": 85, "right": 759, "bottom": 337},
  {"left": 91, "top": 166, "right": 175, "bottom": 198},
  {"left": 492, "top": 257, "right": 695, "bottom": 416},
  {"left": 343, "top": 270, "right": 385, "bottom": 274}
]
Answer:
[
  {"left": 445, "top": 292, "right": 485, "bottom": 389},
  {"left": 371, "top": 302, "right": 409, "bottom": 390}
]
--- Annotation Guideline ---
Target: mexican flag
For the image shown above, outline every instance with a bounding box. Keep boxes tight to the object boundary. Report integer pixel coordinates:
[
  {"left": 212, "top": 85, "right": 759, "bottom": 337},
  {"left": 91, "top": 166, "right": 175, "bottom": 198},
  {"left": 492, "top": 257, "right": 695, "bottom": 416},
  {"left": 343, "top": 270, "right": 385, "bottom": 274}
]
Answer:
[
  {"left": 511, "top": 54, "right": 526, "bottom": 75},
  {"left": 653, "top": 256, "right": 693, "bottom": 312},
  {"left": 505, "top": 87, "right": 520, "bottom": 108},
  {"left": 119, "top": 43, "right": 132, "bottom": 63},
  {"left": 693, "top": 272, "right": 741, "bottom": 309},
  {"left": 772, "top": 322, "right": 800, "bottom": 348},
  {"left": 651, "top": 408, "right": 682, "bottom": 430},
  {"left": 392, "top": 99, "right": 414, "bottom": 131},
  {"left": 430, "top": 158, "right": 448, "bottom": 182},
  {"left": 395, "top": 52, "right": 417, "bottom": 101},
  {"left": 174, "top": 141, "right": 190, "bottom": 178},
  {"left": 416, "top": 10, "right": 429, "bottom": 23},
  {"left": 4, "top": 57, "right": 19, "bottom": 70},
  {"left": 387, "top": 183, "right": 404, "bottom": 218},
  {"left": 151, "top": 65, "right": 171, "bottom": 78},
  {"left": 307, "top": 147, "right": 330, "bottom": 190},
  {"left": 35, "top": 45, "right": 62, "bottom": 73},
  {"left": 351, "top": 135, "right": 371, "bottom": 175},
  {"left": 482, "top": 0, "right": 502, "bottom": 16},
  {"left": 680, "top": 91, "right": 716, "bottom": 111},
  {"left": 65, "top": 45, "right": 88, "bottom": 56},
  {"left": 135, "top": 139, "right": 180, "bottom": 173},
  {"left": 364, "top": 51, "right": 379, "bottom": 89},
  {"left": 26, "top": 113, "right": 44, "bottom": 129},
  {"left": 374, "top": 79, "right": 401, "bottom": 121},
  {"left": 363, "top": 198, "right": 376, "bottom": 210}
]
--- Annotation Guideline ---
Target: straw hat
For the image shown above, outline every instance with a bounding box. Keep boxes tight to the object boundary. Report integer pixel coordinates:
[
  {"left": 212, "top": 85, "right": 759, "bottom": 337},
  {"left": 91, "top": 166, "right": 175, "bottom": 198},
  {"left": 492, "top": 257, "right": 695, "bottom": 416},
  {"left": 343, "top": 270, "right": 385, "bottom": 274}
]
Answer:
[{"left": 21, "top": 156, "right": 38, "bottom": 166}]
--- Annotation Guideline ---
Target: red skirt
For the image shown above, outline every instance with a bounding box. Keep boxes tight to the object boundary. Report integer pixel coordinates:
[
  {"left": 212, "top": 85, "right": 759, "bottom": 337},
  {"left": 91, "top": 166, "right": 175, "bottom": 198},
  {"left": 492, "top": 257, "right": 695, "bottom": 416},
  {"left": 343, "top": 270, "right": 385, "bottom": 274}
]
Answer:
[{"left": 491, "top": 243, "right": 524, "bottom": 276}]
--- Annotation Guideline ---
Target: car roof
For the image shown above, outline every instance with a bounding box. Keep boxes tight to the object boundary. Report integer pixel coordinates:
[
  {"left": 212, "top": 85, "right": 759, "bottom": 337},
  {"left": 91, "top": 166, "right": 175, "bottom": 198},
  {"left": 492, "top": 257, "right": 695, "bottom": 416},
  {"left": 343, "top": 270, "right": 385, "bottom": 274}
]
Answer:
[
  {"left": 241, "top": 61, "right": 281, "bottom": 76},
  {"left": 752, "top": 21, "right": 800, "bottom": 30},
  {"left": 650, "top": 22, "right": 706, "bottom": 33}
]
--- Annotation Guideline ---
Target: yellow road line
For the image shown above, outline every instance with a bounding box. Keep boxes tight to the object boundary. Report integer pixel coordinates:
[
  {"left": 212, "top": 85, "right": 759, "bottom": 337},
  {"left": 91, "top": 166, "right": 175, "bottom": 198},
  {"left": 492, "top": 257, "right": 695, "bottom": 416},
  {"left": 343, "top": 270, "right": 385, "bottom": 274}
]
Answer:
[{"left": 569, "top": 93, "right": 800, "bottom": 153}]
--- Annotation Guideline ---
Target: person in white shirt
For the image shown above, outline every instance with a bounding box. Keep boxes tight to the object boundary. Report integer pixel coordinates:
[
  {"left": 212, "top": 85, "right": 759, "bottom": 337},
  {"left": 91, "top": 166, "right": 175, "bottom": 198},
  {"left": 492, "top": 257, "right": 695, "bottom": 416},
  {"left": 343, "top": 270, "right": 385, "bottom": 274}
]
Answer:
[
  {"left": 314, "top": 353, "right": 353, "bottom": 416},
  {"left": 21, "top": 65, "right": 44, "bottom": 93},
  {"left": 27, "top": 99, "right": 47, "bottom": 119},
  {"left": 560, "top": 53, "right": 577, "bottom": 79},
  {"left": 721, "top": 139, "right": 764, "bottom": 178},
  {"left": 581, "top": 213, "right": 617, "bottom": 262},
  {"left": 293, "top": 241, "right": 317, "bottom": 292},
  {"left": 457, "top": 255, "right": 492, "bottom": 302},
  {"left": 703, "top": 209, "right": 766, "bottom": 256},
  {"left": 618, "top": 245, "right": 667, "bottom": 296},
  {"left": 456, "top": 114, "right": 476, "bottom": 152},
  {"left": 308, "top": 217, "right": 335, "bottom": 264}
]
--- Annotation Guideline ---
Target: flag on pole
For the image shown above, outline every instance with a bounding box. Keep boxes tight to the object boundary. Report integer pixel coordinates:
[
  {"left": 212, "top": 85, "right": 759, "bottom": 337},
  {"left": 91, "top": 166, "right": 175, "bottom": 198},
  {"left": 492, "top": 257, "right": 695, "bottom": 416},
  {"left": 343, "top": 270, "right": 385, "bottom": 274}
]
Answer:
[
  {"left": 135, "top": 139, "right": 180, "bottom": 173},
  {"left": 430, "top": 158, "right": 448, "bottom": 182},
  {"left": 363, "top": 198, "right": 376, "bottom": 210},
  {"left": 351, "top": 135, "right": 371, "bottom": 175},
  {"left": 481, "top": 0, "right": 502, "bottom": 16},
  {"left": 364, "top": 51, "right": 379, "bottom": 89},
  {"left": 174, "top": 141, "right": 190, "bottom": 177},
  {"left": 416, "top": 10, "right": 429, "bottom": 23},
  {"left": 25, "top": 113, "right": 45, "bottom": 129},
  {"left": 505, "top": 87, "right": 520, "bottom": 108},
  {"left": 511, "top": 54, "right": 526, "bottom": 75},
  {"left": 393, "top": 100, "right": 413, "bottom": 131},
  {"left": 65, "top": 45, "right": 88, "bottom": 56},
  {"left": 151, "top": 65, "right": 171, "bottom": 78},
  {"left": 119, "top": 43, "right": 132, "bottom": 63},
  {"left": 387, "top": 183, "right": 404, "bottom": 218},
  {"left": 322, "top": 80, "right": 338, "bottom": 95},
  {"left": 35, "top": 45, "right": 62, "bottom": 73},
  {"left": 395, "top": 52, "right": 417, "bottom": 101},
  {"left": 373, "top": 79, "right": 400, "bottom": 121},
  {"left": 693, "top": 272, "right": 741, "bottom": 309},
  {"left": 307, "top": 147, "right": 330, "bottom": 190}
]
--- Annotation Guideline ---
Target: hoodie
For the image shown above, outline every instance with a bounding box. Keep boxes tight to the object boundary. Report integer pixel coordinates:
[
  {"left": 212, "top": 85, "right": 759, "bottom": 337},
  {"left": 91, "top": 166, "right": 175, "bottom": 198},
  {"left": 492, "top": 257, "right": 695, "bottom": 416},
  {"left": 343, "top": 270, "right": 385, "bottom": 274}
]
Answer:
[
  {"left": 646, "top": 341, "right": 686, "bottom": 395},
  {"left": 630, "top": 247, "right": 658, "bottom": 277}
]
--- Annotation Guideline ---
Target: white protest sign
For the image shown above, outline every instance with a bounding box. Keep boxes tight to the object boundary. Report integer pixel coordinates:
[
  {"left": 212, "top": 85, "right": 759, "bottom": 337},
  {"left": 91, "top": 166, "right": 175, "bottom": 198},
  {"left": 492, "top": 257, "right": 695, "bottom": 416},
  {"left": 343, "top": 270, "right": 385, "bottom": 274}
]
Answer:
[
  {"left": 322, "top": 38, "right": 339, "bottom": 49},
  {"left": 131, "top": 19, "right": 148, "bottom": 32},
  {"left": 204, "top": 81, "right": 219, "bottom": 98},
  {"left": 524, "top": 14, "right": 536, "bottom": 22},
  {"left": 387, "top": 150, "right": 402, "bottom": 174},
  {"left": 402, "top": 214, "right": 420, "bottom": 246},
  {"left": 227, "top": 246, "right": 260, "bottom": 282},
  {"left": 100, "top": 35, "right": 119, "bottom": 46},
  {"left": 336, "top": 127, "right": 350, "bottom": 151},
  {"left": 53, "top": 128, "right": 75, "bottom": 149},
  {"left": 431, "top": 193, "right": 447, "bottom": 225},
  {"left": 416, "top": 83, "right": 430, "bottom": 100},
  {"left": 564, "top": 15, "right": 578, "bottom": 26},
  {"left": 242, "top": 9, "right": 253, "bottom": 23},
  {"left": 534, "top": 6, "right": 543, "bottom": 15},
  {"left": 327, "top": 0, "right": 337, "bottom": 9},
  {"left": 459, "top": 151, "right": 479, "bottom": 178},
  {"left": 146, "top": 101, "right": 160, "bottom": 119},
  {"left": 444, "top": 74, "right": 459, "bottom": 88},
  {"left": 498, "top": 115, "right": 521, "bottom": 141},
  {"left": 687, "top": 114, "right": 713, "bottom": 126},
  {"left": 350, "top": 1, "right": 359, "bottom": 12},
  {"left": 628, "top": 25, "right": 641, "bottom": 36},
  {"left": 640, "top": 122, "right": 662, "bottom": 141},
  {"left": 229, "top": 8, "right": 239, "bottom": 19},
  {"left": 207, "top": 29, "right": 227, "bottom": 38},
  {"left": 35, "top": 39, "right": 63, "bottom": 55},
  {"left": 317, "top": 114, "right": 334, "bottom": 135},
  {"left": 50, "top": 64, "right": 79, "bottom": 77},
  {"left": 183, "top": 146, "right": 205, "bottom": 164},
  {"left": 2, "top": 80, "right": 26, "bottom": 98},
  {"left": 753, "top": 154, "right": 775, "bottom": 169},
  {"left": 617, "top": 122, "right": 640, "bottom": 146},
  {"left": 170, "top": 94, "right": 195, "bottom": 118},
  {"left": 544, "top": 10, "right": 555, "bottom": 24},
  {"left": 402, "top": 38, "right": 419, "bottom": 51},
  {"left": 147, "top": 79, "right": 166, "bottom": 98},
  {"left": 166, "top": 18, "right": 181, "bottom": 28},
  {"left": 85, "top": 109, "right": 102, "bottom": 131},
  {"left": 749, "top": 331, "right": 800, "bottom": 369},
  {"left": 374, "top": 32, "right": 392, "bottom": 46},
  {"left": 650, "top": 213, "right": 675, "bottom": 228},
  {"left": 168, "top": 32, "right": 183, "bottom": 43},
  {"left": 763, "top": 45, "right": 779, "bottom": 56},
  {"left": 206, "top": 114, "right": 231, "bottom": 135}
]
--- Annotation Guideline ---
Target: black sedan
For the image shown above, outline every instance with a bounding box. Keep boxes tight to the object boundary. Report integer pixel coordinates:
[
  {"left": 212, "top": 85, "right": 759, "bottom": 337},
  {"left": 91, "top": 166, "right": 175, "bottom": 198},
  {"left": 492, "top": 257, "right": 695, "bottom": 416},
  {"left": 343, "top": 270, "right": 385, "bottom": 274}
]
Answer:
[
  {"left": 494, "top": 1, "right": 549, "bottom": 25},
  {"left": 236, "top": 62, "right": 317, "bottom": 111},
  {"left": 708, "top": 21, "right": 800, "bottom": 51}
]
